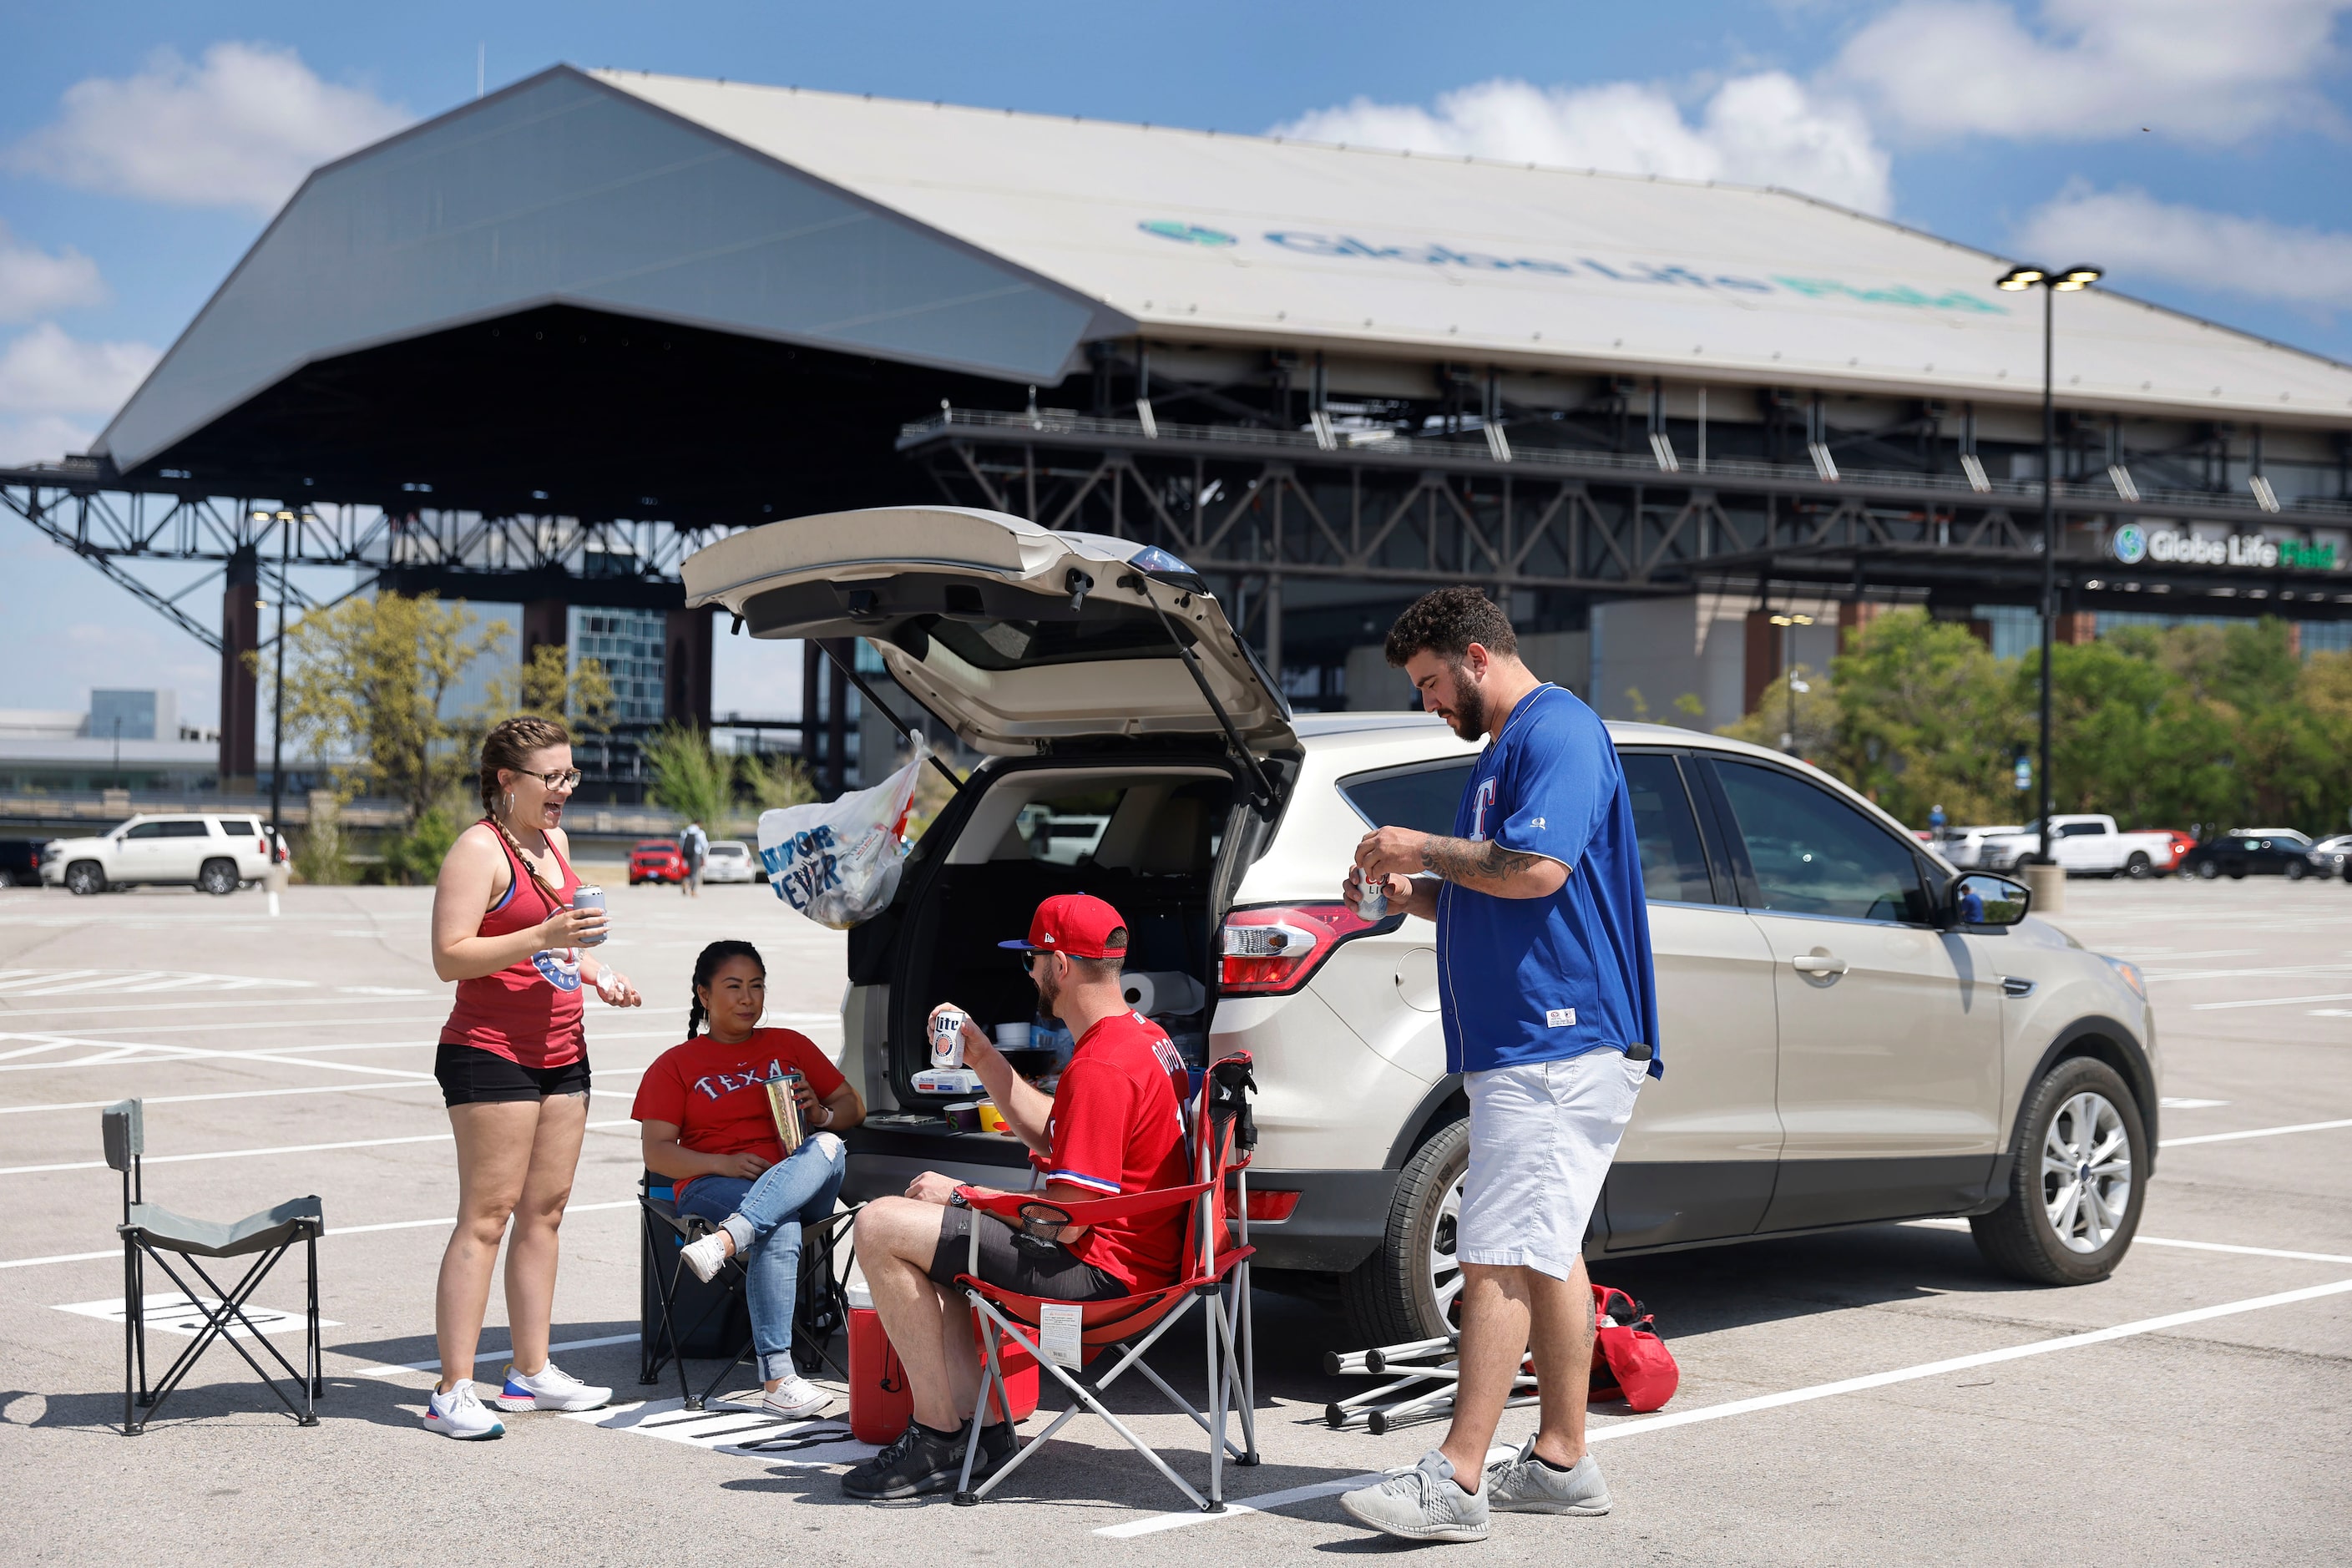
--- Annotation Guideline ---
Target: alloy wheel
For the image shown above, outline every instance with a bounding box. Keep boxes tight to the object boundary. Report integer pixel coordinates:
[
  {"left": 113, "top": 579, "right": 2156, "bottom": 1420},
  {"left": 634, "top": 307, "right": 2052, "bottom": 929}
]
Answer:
[
  {"left": 2041, "top": 1090, "right": 2132, "bottom": 1254},
  {"left": 1429, "top": 1168, "right": 1465, "bottom": 1328}
]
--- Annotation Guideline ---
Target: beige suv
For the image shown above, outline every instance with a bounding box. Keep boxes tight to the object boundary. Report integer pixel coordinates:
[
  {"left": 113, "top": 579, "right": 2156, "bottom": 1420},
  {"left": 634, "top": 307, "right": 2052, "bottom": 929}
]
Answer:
[{"left": 684, "top": 508, "right": 2162, "bottom": 1343}]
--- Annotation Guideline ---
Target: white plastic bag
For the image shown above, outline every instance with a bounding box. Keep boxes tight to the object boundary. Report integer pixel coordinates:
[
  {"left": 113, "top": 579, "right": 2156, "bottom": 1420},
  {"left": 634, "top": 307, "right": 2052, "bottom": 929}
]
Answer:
[{"left": 757, "top": 738, "right": 927, "bottom": 928}]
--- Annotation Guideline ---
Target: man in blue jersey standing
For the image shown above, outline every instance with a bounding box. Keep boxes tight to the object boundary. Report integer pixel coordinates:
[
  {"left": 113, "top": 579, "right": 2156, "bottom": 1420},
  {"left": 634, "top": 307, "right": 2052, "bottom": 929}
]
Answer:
[{"left": 1338, "top": 586, "right": 1661, "bottom": 1544}]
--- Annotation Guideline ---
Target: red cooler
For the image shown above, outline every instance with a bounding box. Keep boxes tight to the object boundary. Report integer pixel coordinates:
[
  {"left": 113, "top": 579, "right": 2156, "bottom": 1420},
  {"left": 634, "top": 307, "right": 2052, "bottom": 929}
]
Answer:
[{"left": 847, "top": 1286, "right": 1038, "bottom": 1444}]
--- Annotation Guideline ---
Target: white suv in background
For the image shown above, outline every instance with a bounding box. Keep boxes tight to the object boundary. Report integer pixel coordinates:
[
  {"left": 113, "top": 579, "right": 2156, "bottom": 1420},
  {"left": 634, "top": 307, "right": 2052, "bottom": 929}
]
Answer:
[
  {"left": 684, "top": 507, "right": 2164, "bottom": 1343},
  {"left": 43, "top": 814, "right": 283, "bottom": 896}
]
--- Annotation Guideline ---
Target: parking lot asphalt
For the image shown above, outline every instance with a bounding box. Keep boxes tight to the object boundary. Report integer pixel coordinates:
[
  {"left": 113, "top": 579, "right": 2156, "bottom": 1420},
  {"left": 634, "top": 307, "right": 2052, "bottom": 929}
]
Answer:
[{"left": 0, "top": 874, "right": 2346, "bottom": 1565}]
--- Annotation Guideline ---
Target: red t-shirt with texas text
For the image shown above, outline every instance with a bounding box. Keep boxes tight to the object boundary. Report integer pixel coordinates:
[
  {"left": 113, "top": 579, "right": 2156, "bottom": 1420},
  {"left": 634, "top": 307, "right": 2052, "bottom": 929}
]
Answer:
[
  {"left": 631, "top": 1028, "right": 846, "bottom": 1204},
  {"left": 1045, "top": 1009, "right": 1192, "bottom": 1294}
]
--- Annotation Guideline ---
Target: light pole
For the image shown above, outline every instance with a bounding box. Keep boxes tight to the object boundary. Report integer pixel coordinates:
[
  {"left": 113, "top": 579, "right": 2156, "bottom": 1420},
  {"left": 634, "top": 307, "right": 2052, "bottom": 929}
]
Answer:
[
  {"left": 1769, "top": 610, "right": 1813, "bottom": 755},
  {"left": 1995, "top": 263, "right": 2102, "bottom": 867}
]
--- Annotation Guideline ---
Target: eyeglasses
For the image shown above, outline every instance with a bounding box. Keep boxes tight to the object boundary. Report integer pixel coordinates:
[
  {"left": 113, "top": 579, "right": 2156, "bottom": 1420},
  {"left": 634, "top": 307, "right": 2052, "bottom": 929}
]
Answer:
[
  {"left": 528, "top": 769, "right": 583, "bottom": 790},
  {"left": 1019, "top": 950, "right": 1055, "bottom": 972}
]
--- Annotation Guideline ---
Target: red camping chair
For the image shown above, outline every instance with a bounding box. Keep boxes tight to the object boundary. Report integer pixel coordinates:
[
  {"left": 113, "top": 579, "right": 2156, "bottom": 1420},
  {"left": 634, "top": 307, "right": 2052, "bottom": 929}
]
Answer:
[{"left": 946, "top": 1052, "right": 1262, "bottom": 1511}]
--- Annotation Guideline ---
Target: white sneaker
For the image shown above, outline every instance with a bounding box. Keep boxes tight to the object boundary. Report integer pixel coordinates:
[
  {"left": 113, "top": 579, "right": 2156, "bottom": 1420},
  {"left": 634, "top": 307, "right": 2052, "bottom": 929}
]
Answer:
[
  {"left": 760, "top": 1373, "right": 832, "bottom": 1419},
  {"left": 679, "top": 1229, "right": 733, "bottom": 1283},
  {"left": 493, "top": 1359, "right": 612, "bottom": 1413},
  {"left": 423, "top": 1379, "right": 505, "bottom": 1439},
  {"left": 1338, "top": 1449, "right": 1490, "bottom": 1543}
]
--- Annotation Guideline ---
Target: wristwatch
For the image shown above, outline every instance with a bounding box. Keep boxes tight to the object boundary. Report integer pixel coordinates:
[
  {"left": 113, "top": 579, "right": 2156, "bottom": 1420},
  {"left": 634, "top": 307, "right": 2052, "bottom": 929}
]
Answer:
[{"left": 948, "top": 1190, "right": 972, "bottom": 1210}]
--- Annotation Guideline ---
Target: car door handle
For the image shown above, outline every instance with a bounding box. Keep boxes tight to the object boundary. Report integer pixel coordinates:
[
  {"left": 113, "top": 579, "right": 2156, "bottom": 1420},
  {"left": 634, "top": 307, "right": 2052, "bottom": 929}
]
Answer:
[{"left": 1791, "top": 953, "right": 1849, "bottom": 975}]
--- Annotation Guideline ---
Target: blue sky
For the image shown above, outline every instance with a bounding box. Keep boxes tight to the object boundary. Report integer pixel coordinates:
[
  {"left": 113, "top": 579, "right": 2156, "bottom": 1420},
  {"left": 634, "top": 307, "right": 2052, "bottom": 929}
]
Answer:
[{"left": 6, "top": 1, "right": 2352, "bottom": 726}]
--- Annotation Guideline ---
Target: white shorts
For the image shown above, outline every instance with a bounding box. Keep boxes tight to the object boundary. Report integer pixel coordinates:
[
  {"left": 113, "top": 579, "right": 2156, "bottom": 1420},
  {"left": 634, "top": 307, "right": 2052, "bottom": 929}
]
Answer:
[{"left": 1458, "top": 1050, "right": 1648, "bottom": 1281}]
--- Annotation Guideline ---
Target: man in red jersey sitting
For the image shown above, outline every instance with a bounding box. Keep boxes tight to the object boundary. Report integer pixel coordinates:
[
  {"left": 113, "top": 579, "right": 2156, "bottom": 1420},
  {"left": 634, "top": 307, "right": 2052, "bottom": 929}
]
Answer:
[{"left": 844, "top": 893, "right": 1191, "bottom": 1501}]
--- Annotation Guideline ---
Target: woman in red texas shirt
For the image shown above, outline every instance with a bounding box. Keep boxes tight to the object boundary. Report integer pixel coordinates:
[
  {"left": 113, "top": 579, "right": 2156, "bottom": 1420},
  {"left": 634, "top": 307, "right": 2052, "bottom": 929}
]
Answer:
[
  {"left": 635, "top": 940, "right": 864, "bottom": 1418},
  {"left": 426, "top": 715, "right": 644, "bottom": 1441}
]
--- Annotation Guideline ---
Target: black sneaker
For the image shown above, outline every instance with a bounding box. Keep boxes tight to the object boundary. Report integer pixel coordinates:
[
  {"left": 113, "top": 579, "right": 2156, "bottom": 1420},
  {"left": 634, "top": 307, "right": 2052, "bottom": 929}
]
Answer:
[
  {"left": 972, "top": 1420, "right": 1019, "bottom": 1479},
  {"left": 841, "top": 1422, "right": 966, "bottom": 1500}
]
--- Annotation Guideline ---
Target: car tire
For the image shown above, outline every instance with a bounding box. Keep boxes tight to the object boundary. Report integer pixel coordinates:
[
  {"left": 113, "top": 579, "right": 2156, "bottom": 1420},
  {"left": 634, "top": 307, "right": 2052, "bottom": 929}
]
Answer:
[
  {"left": 65, "top": 861, "right": 107, "bottom": 896},
  {"left": 197, "top": 858, "right": 239, "bottom": 896},
  {"left": 1971, "top": 1056, "right": 2147, "bottom": 1286},
  {"left": 2195, "top": 861, "right": 2218, "bottom": 880},
  {"left": 1339, "top": 1117, "right": 1469, "bottom": 1347},
  {"left": 2124, "top": 852, "right": 2152, "bottom": 879},
  {"left": 2284, "top": 861, "right": 2307, "bottom": 882}
]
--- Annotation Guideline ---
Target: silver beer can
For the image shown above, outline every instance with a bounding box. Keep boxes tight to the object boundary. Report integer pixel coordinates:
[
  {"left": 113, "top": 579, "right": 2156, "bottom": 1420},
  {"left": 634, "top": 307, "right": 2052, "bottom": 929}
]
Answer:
[
  {"left": 571, "top": 884, "right": 608, "bottom": 945},
  {"left": 930, "top": 1007, "right": 967, "bottom": 1070},
  {"left": 1353, "top": 867, "right": 1387, "bottom": 921}
]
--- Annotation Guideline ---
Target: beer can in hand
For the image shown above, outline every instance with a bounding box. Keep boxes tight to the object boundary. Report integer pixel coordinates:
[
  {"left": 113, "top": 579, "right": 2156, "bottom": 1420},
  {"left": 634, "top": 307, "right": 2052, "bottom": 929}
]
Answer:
[
  {"left": 1353, "top": 867, "right": 1387, "bottom": 920},
  {"left": 571, "top": 884, "right": 608, "bottom": 946},
  {"left": 764, "top": 1067, "right": 807, "bottom": 1155},
  {"left": 930, "top": 1007, "right": 968, "bottom": 1070}
]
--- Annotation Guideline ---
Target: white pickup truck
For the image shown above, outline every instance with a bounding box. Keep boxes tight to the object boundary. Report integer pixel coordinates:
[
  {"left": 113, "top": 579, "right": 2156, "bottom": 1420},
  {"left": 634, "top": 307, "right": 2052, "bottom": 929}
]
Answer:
[{"left": 1976, "top": 815, "right": 2175, "bottom": 878}]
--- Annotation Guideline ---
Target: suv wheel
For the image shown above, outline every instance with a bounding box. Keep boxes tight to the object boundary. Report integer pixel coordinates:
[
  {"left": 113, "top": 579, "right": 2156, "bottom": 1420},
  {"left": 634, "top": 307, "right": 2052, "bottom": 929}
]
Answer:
[
  {"left": 2195, "top": 861, "right": 2218, "bottom": 880},
  {"left": 2124, "top": 852, "right": 2152, "bottom": 879},
  {"left": 2284, "top": 860, "right": 2307, "bottom": 882},
  {"left": 197, "top": 858, "right": 240, "bottom": 896},
  {"left": 65, "top": 861, "right": 107, "bottom": 897},
  {"left": 1340, "top": 1117, "right": 1468, "bottom": 1345},
  {"left": 1971, "top": 1057, "right": 2147, "bottom": 1285}
]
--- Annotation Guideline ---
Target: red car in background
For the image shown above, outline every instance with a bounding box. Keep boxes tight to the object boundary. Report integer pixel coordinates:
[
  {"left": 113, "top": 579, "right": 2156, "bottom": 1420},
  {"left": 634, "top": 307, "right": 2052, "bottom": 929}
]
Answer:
[
  {"left": 2160, "top": 830, "right": 2196, "bottom": 874},
  {"left": 629, "top": 839, "right": 687, "bottom": 885}
]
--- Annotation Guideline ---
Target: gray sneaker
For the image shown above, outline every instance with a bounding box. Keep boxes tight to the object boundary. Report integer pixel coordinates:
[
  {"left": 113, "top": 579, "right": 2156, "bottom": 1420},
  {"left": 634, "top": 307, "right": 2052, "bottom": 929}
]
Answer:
[
  {"left": 1338, "top": 1449, "right": 1490, "bottom": 1543},
  {"left": 1485, "top": 1438, "right": 1611, "bottom": 1515}
]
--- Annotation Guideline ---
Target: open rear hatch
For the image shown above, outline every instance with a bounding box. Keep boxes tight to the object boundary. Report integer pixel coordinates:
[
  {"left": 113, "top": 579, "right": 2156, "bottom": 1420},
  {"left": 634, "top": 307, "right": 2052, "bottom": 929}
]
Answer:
[{"left": 680, "top": 506, "right": 1293, "bottom": 762}]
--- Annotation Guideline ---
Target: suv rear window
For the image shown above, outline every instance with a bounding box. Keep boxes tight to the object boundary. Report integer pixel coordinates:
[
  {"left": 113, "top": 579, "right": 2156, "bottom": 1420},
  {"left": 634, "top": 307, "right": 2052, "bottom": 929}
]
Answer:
[{"left": 1338, "top": 761, "right": 1475, "bottom": 837}]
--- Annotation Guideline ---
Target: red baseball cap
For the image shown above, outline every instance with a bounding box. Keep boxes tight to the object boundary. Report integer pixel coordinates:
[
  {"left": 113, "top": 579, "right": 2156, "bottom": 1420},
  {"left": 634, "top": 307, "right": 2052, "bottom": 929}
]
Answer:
[{"left": 999, "top": 893, "right": 1129, "bottom": 960}]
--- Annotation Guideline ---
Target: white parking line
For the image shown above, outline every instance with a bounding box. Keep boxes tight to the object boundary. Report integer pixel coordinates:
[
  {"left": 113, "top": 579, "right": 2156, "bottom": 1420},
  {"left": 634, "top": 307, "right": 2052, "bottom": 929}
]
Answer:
[
  {"left": 0, "top": 1120, "right": 639, "bottom": 1176},
  {"left": 351, "top": 1330, "right": 642, "bottom": 1377},
  {"left": 1904, "top": 1218, "right": 2352, "bottom": 1264},
  {"left": 0, "top": 1198, "right": 637, "bottom": 1271},
  {"left": 1099, "top": 1275, "right": 2352, "bottom": 1538},
  {"left": 2161, "top": 1117, "right": 2352, "bottom": 1148},
  {"left": 0, "top": 1065, "right": 647, "bottom": 1115}
]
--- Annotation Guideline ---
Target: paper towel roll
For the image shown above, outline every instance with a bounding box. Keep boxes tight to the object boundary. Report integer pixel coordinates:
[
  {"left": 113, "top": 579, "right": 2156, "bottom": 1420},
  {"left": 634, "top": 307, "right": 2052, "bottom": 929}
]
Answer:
[{"left": 1120, "top": 969, "right": 1205, "bottom": 1018}]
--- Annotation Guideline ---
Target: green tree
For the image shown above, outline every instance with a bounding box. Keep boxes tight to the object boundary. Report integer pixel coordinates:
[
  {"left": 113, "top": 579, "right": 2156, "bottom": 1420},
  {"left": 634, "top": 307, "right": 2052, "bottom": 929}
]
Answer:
[
  {"left": 643, "top": 723, "right": 737, "bottom": 831},
  {"left": 741, "top": 749, "right": 818, "bottom": 816},
  {"left": 270, "top": 592, "right": 508, "bottom": 822},
  {"left": 1820, "top": 609, "right": 2026, "bottom": 824}
]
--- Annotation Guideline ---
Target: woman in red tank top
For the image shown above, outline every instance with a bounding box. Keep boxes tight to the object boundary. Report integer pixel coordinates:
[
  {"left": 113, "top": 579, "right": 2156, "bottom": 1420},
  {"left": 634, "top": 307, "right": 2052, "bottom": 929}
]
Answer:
[{"left": 422, "top": 715, "right": 645, "bottom": 1439}]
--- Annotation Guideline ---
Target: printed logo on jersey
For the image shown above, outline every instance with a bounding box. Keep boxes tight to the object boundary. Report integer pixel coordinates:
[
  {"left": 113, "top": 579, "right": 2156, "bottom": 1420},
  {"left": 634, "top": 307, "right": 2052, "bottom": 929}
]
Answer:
[
  {"left": 1469, "top": 777, "right": 1499, "bottom": 841},
  {"left": 532, "top": 948, "right": 582, "bottom": 992},
  {"left": 691, "top": 1057, "right": 782, "bottom": 1101},
  {"left": 1546, "top": 1007, "right": 1578, "bottom": 1028}
]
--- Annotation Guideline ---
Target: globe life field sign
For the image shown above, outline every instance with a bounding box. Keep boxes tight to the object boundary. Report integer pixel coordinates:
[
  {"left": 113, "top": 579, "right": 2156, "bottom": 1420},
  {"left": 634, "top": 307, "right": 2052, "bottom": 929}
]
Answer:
[{"left": 2110, "top": 524, "right": 2338, "bottom": 572}]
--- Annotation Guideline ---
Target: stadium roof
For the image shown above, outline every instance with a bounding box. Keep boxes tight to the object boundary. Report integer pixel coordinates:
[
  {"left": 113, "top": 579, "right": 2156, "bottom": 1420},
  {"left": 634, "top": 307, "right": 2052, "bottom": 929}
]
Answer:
[{"left": 97, "top": 63, "right": 2352, "bottom": 478}]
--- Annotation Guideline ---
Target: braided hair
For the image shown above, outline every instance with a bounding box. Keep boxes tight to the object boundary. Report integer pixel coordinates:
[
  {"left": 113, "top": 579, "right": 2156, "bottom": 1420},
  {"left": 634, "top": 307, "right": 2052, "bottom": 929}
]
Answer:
[
  {"left": 478, "top": 714, "right": 573, "bottom": 903},
  {"left": 688, "top": 939, "right": 766, "bottom": 1038}
]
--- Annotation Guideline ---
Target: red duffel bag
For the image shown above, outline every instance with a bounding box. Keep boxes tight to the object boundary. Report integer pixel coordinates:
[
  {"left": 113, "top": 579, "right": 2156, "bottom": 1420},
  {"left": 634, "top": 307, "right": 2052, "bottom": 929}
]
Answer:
[{"left": 1587, "top": 1284, "right": 1678, "bottom": 1412}]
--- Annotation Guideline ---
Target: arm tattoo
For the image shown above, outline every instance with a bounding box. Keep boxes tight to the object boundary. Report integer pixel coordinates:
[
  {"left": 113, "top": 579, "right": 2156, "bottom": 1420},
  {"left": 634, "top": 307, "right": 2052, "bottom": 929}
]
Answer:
[{"left": 1419, "top": 834, "right": 1542, "bottom": 889}]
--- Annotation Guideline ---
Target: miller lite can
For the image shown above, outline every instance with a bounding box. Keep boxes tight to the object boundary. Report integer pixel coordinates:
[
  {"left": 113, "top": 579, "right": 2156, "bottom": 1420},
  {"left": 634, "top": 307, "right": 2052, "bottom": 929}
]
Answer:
[
  {"left": 930, "top": 1007, "right": 968, "bottom": 1070},
  {"left": 571, "top": 884, "right": 608, "bottom": 946}
]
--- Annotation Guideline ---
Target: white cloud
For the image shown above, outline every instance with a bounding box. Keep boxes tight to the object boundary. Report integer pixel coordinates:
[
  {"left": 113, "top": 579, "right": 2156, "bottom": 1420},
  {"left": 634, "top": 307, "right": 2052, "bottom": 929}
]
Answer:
[
  {"left": 0, "top": 412, "right": 102, "bottom": 468},
  {"left": 2018, "top": 185, "right": 2352, "bottom": 309},
  {"left": 0, "top": 225, "right": 107, "bottom": 323},
  {"left": 5, "top": 41, "right": 411, "bottom": 214},
  {"left": 1834, "top": 0, "right": 2351, "bottom": 144},
  {"left": 1271, "top": 71, "right": 1894, "bottom": 214},
  {"left": 0, "top": 322, "right": 160, "bottom": 416}
]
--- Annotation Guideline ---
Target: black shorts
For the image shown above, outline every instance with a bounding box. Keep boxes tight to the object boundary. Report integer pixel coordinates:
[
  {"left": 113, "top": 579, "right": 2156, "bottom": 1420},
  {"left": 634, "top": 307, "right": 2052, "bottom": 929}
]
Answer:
[
  {"left": 434, "top": 1042, "right": 593, "bottom": 1107},
  {"left": 927, "top": 1205, "right": 1130, "bottom": 1302}
]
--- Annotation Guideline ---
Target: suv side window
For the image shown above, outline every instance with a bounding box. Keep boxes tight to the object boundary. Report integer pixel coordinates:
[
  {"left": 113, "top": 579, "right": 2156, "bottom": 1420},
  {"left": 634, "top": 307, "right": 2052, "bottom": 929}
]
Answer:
[
  {"left": 1711, "top": 759, "right": 1928, "bottom": 923},
  {"left": 123, "top": 822, "right": 168, "bottom": 840},
  {"left": 159, "top": 821, "right": 211, "bottom": 837},
  {"left": 1338, "top": 760, "right": 1476, "bottom": 837},
  {"left": 1619, "top": 752, "right": 1717, "bottom": 905}
]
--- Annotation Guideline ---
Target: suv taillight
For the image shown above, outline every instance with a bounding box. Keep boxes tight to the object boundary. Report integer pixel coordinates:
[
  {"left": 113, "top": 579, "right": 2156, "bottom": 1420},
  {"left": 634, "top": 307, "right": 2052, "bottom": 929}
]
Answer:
[{"left": 1219, "top": 902, "right": 1380, "bottom": 996}]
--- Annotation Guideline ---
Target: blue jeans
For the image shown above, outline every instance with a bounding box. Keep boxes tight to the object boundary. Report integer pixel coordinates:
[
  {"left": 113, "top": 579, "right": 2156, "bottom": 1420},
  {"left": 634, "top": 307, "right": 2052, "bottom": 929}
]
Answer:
[{"left": 675, "top": 1134, "right": 847, "bottom": 1382}]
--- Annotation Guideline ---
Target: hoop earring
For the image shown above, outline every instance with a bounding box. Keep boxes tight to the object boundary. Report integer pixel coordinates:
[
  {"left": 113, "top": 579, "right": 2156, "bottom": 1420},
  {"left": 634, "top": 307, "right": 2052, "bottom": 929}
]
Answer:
[{"left": 502, "top": 791, "right": 514, "bottom": 818}]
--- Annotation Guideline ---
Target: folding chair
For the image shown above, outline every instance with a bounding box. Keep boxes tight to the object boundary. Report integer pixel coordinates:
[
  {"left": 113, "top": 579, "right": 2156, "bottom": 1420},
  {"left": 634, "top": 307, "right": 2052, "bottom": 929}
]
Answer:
[
  {"left": 638, "top": 1169, "right": 860, "bottom": 1410},
  {"left": 949, "top": 1052, "right": 1262, "bottom": 1511},
  {"left": 103, "top": 1099, "right": 322, "bottom": 1436}
]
